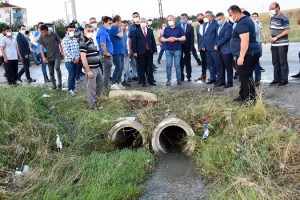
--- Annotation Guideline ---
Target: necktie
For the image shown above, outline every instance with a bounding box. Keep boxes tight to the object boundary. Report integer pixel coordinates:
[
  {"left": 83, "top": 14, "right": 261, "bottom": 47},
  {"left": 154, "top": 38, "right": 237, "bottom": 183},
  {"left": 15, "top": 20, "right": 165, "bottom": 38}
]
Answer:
[
  {"left": 143, "top": 28, "right": 149, "bottom": 51},
  {"left": 183, "top": 24, "right": 186, "bottom": 33}
]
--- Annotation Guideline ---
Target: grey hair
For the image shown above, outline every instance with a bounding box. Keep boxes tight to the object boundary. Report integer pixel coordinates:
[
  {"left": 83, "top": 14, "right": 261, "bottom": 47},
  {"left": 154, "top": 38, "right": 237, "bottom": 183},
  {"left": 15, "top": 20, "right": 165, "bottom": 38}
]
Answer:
[
  {"left": 205, "top": 11, "right": 214, "bottom": 17},
  {"left": 140, "top": 17, "right": 147, "bottom": 21},
  {"left": 89, "top": 17, "right": 96, "bottom": 21},
  {"left": 167, "top": 15, "right": 175, "bottom": 19},
  {"left": 84, "top": 24, "right": 94, "bottom": 29}
]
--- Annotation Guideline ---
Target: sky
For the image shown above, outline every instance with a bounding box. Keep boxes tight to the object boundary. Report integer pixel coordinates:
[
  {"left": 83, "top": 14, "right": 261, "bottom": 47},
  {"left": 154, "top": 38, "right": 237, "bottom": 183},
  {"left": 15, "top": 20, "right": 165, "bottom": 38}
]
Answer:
[{"left": 9, "top": 0, "right": 300, "bottom": 26}]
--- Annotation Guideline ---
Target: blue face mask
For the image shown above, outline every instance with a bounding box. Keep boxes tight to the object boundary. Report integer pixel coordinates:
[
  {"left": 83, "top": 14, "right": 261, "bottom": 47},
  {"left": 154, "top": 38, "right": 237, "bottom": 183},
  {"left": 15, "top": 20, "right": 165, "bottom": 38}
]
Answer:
[
  {"left": 180, "top": 19, "right": 187, "bottom": 24},
  {"left": 217, "top": 20, "right": 223, "bottom": 26},
  {"left": 107, "top": 26, "right": 112, "bottom": 30}
]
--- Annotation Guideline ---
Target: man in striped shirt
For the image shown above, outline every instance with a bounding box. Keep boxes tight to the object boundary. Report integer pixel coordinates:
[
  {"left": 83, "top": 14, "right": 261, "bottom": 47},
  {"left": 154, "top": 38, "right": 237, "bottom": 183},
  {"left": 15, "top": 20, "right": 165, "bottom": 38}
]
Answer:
[
  {"left": 62, "top": 25, "right": 80, "bottom": 96},
  {"left": 269, "top": 2, "right": 290, "bottom": 86},
  {"left": 80, "top": 24, "right": 104, "bottom": 110}
]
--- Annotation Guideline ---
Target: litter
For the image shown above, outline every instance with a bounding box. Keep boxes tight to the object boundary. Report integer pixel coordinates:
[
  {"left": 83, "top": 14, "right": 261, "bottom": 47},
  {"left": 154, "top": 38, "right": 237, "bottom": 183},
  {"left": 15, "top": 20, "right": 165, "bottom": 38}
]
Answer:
[
  {"left": 42, "top": 94, "right": 51, "bottom": 98},
  {"left": 116, "top": 117, "right": 136, "bottom": 122},
  {"left": 56, "top": 134, "right": 62, "bottom": 152},
  {"left": 15, "top": 168, "right": 22, "bottom": 175},
  {"left": 22, "top": 165, "right": 29, "bottom": 173},
  {"left": 201, "top": 124, "right": 212, "bottom": 143}
]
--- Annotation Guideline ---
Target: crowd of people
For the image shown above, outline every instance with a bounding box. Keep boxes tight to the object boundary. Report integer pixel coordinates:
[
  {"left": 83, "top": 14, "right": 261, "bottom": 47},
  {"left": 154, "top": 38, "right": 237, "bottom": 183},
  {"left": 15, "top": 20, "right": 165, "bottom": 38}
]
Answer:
[{"left": 0, "top": 2, "right": 299, "bottom": 109}]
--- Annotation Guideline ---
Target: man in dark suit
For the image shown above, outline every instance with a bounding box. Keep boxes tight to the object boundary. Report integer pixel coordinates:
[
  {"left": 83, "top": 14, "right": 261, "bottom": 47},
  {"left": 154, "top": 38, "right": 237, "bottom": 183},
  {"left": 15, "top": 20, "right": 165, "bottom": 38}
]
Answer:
[
  {"left": 17, "top": 25, "right": 36, "bottom": 82},
  {"left": 132, "top": 17, "right": 158, "bottom": 87},
  {"left": 201, "top": 11, "right": 219, "bottom": 84},
  {"left": 215, "top": 12, "right": 233, "bottom": 88},
  {"left": 179, "top": 13, "right": 194, "bottom": 82},
  {"left": 195, "top": 13, "right": 207, "bottom": 81}
]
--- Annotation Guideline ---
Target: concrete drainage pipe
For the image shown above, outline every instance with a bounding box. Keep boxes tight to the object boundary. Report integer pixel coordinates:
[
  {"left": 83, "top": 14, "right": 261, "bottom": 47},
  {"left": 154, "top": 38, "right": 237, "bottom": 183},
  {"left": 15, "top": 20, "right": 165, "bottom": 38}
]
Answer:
[
  {"left": 151, "top": 118, "right": 196, "bottom": 156},
  {"left": 108, "top": 120, "right": 146, "bottom": 149}
]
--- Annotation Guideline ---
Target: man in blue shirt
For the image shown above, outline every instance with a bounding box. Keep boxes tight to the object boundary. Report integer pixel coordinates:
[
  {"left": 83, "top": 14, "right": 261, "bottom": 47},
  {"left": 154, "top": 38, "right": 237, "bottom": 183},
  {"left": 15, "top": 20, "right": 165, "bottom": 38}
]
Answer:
[
  {"left": 161, "top": 15, "right": 186, "bottom": 86},
  {"left": 128, "top": 12, "right": 140, "bottom": 81},
  {"left": 109, "top": 15, "right": 125, "bottom": 90},
  {"left": 97, "top": 16, "right": 113, "bottom": 90},
  {"left": 228, "top": 5, "right": 261, "bottom": 103}
]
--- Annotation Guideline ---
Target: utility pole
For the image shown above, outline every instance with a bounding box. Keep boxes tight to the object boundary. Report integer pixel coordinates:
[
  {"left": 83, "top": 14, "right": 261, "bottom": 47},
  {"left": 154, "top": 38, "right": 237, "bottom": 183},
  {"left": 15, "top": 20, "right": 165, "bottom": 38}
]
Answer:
[
  {"left": 70, "top": 0, "right": 77, "bottom": 20},
  {"left": 158, "top": 0, "right": 164, "bottom": 24},
  {"left": 64, "top": 2, "right": 69, "bottom": 24}
]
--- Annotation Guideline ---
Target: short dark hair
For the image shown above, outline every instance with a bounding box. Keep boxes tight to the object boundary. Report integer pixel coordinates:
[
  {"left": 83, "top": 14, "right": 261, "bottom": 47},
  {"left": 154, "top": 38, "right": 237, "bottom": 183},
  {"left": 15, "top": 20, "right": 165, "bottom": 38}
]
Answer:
[
  {"left": 40, "top": 25, "right": 48, "bottom": 31},
  {"left": 121, "top": 20, "right": 128, "bottom": 24},
  {"left": 18, "top": 25, "right": 25, "bottom": 30},
  {"left": 25, "top": 30, "right": 30, "bottom": 35},
  {"left": 216, "top": 12, "right": 224, "bottom": 17},
  {"left": 243, "top": 11, "right": 251, "bottom": 17},
  {"left": 181, "top": 13, "right": 188, "bottom": 18},
  {"left": 38, "top": 22, "right": 44, "bottom": 25},
  {"left": 66, "top": 25, "right": 73, "bottom": 31},
  {"left": 103, "top": 16, "right": 112, "bottom": 23},
  {"left": 132, "top": 12, "right": 139, "bottom": 16},
  {"left": 197, "top": 13, "right": 204, "bottom": 17},
  {"left": 252, "top": 12, "right": 259, "bottom": 16},
  {"left": 228, "top": 5, "right": 242, "bottom": 13},
  {"left": 112, "top": 15, "right": 121, "bottom": 23},
  {"left": 275, "top": 2, "right": 280, "bottom": 9},
  {"left": 6, "top": 27, "right": 12, "bottom": 31}
]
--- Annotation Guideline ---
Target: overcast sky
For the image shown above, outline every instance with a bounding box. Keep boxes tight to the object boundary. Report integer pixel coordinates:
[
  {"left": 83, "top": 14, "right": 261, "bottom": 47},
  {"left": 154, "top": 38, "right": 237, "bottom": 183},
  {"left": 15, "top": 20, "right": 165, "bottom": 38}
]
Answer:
[{"left": 11, "top": 0, "right": 300, "bottom": 26}]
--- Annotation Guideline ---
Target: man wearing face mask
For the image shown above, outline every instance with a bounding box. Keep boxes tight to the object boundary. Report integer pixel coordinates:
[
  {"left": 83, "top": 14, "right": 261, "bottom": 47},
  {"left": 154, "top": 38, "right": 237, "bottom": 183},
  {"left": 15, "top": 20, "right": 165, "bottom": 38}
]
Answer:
[
  {"left": 109, "top": 15, "right": 126, "bottom": 90},
  {"left": 157, "top": 23, "right": 167, "bottom": 65},
  {"left": 132, "top": 17, "right": 157, "bottom": 87},
  {"left": 195, "top": 13, "right": 207, "bottom": 82},
  {"left": 215, "top": 12, "right": 233, "bottom": 88},
  {"left": 80, "top": 24, "right": 104, "bottom": 110},
  {"left": 188, "top": 17, "right": 202, "bottom": 66},
  {"left": 268, "top": 2, "right": 290, "bottom": 86},
  {"left": 17, "top": 25, "right": 36, "bottom": 83},
  {"left": 128, "top": 12, "right": 140, "bottom": 81},
  {"left": 161, "top": 15, "right": 186, "bottom": 86},
  {"left": 62, "top": 26, "right": 80, "bottom": 96},
  {"left": 179, "top": 13, "right": 194, "bottom": 82},
  {"left": 228, "top": 5, "right": 261, "bottom": 103},
  {"left": 201, "top": 11, "right": 219, "bottom": 85},
  {"left": 89, "top": 17, "right": 99, "bottom": 51},
  {"left": 97, "top": 16, "right": 113, "bottom": 90}
]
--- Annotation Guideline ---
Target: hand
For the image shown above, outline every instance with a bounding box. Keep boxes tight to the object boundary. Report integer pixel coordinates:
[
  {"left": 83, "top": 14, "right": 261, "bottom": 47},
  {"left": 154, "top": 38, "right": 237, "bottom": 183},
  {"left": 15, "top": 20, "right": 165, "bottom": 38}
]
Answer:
[
  {"left": 4, "top": 57, "right": 8, "bottom": 63},
  {"left": 198, "top": 48, "right": 201, "bottom": 52},
  {"left": 202, "top": 48, "right": 206, "bottom": 51},
  {"left": 168, "top": 37, "right": 175, "bottom": 43},
  {"left": 129, "top": 50, "right": 133, "bottom": 55},
  {"left": 43, "top": 58, "right": 48, "bottom": 64},
  {"left": 263, "top": 40, "right": 267, "bottom": 45},
  {"left": 61, "top": 53, "right": 65, "bottom": 60},
  {"left": 214, "top": 46, "right": 218, "bottom": 51},
  {"left": 159, "top": 43, "right": 162, "bottom": 47},
  {"left": 87, "top": 70, "right": 94, "bottom": 79},
  {"left": 190, "top": 51, "right": 193, "bottom": 54},
  {"left": 19, "top": 57, "right": 23, "bottom": 62},
  {"left": 25, "top": 55, "right": 28, "bottom": 59},
  {"left": 154, "top": 52, "right": 158, "bottom": 55},
  {"left": 133, "top": 53, "right": 138, "bottom": 57},
  {"left": 104, "top": 52, "right": 112, "bottom": 57},
  {"left": 237, "top": 56, "right": 244, "bottom": 66}
]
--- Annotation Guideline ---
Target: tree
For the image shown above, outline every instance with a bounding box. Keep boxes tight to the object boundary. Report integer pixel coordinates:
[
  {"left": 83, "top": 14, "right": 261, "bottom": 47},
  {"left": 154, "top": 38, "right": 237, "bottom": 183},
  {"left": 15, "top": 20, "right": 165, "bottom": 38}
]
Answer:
[
  {"left": 53, "top": 19, "right": 67, "bottom": 38},
  {"left": 0, "top": 22, "right": 8, "bottom": 32}
]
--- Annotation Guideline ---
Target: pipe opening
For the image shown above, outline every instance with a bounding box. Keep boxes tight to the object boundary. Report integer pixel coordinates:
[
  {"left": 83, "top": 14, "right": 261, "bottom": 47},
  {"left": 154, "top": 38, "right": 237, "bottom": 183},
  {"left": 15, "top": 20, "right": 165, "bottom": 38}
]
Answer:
[
  {"left": 159, "top": 126, "right": 187, "bottom": 153},
  {"left": 113, "top": 127, "right": 143, "bottom": 149}
]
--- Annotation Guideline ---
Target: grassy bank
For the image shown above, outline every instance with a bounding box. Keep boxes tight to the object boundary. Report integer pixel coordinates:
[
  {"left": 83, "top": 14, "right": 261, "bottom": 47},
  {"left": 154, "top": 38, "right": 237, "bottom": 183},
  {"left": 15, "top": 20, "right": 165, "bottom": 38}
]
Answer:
[{"left": 1, "top": 87, "right": 299, "bottom": 199}]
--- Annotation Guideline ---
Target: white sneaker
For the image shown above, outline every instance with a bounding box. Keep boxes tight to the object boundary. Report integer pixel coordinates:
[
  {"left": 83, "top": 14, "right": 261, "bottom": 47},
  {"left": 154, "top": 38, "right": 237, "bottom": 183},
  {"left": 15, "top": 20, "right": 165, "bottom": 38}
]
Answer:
[
  {"left": 111, "top": 83, "right": 121, "bottom": 90},
  {"left": 73, "top": 90, "right": 78, "bottom": 93},
  {"left": 68, "top": 90, "right": 76, "bottom": 97},
  {"left": 118, "top": 83, "right": 125, "bottom": 90}
]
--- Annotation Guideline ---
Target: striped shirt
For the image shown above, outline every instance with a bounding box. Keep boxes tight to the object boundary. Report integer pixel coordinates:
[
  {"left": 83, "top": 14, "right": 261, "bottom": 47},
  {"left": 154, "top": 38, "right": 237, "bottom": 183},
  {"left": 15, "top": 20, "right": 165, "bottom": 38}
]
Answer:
[
  {"left": 79, "top": 36, "right": 100, "bottom": 68},
  {"left": 62, "top": 35, "right": 80, "bottom": 62},
  {"left": 270, "top": 12, "right": 290, "bottom": 46}
]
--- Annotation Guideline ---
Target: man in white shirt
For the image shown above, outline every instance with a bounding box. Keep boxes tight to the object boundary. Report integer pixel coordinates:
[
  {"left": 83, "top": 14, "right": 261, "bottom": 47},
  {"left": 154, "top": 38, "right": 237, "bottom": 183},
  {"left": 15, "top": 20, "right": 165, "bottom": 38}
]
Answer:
[{"left": 195, "top": 13, "right": 207, "bottom": 81}]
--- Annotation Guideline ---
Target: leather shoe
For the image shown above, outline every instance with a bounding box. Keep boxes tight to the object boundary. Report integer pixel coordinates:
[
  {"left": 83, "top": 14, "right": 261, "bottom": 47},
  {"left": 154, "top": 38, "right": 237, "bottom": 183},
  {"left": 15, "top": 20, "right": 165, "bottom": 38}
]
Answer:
[
  {"left": 224, "top": 84, "right": 233, "bottom": 88},
  {"left": 215, "top": 82, "right": 225, "bottom": 87},
  {"left": 269, "top": 80, "right": 279, "bottom": 86},
  {"left": 177, "top": 81, "right": 183, "bottom": 85},
  {"left": 149, "top": 83, "right": 157, "bottom": 86},
  {"left": 233, "top": 96, "right": 244, "bottom": 102},
  {"left": 206, "top": 80, "right": 216, "bottom": 84},
  {"left": 291, "top": 72, "right": 300, "bottom": 78}
]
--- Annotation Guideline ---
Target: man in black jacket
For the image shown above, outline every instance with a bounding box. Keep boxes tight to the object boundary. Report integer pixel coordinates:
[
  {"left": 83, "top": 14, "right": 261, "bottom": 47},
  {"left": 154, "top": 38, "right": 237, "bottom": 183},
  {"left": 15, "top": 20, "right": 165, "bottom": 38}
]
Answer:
[
  {"left": 17, "top": 25, "right": 36, "bottom": 82},
  {"left": 180, "top": 13, "right": 195, "bottom": 82},
  {"left": 132, "top": 17, "right": 157, "bottom": 87}
]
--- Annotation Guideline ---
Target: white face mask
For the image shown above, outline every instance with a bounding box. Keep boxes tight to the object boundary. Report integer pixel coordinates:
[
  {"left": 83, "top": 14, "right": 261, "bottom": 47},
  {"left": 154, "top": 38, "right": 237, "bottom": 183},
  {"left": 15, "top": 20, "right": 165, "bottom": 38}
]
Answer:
[
  {"left": 140, "top": 22, "right": 147, "bottom": 28},
  {"left": 133, "top": 17, "right": 140, "bottom": 23},
  {"left": 69, "top": 31, "right": 75, "bottom": 37},
  {"left": 6, "top": 32, "right": 12, "bottom": 37},
  {"left": 269, "top": 9, "right": 276, "bottom": 17},
  {"left": 147, "top": 21, "right": 152, "bottom": 25},
  {"left": 91, "top": 23, "right": 97, "bottom": 29},
  {"left": 204, "top": 18, "right": 209, "bottom": 23},
  {"left": 168, "top": 20, "right": 174, "bottom": 26},
  {"left": 20, "top": 30, "right": 26, "bottom": 34},
  {"left": 86, "top": 33, "right": 93, "bottom": 39},
  {"left": 229, "top": 17, "right": 235, "bottom": 23}
]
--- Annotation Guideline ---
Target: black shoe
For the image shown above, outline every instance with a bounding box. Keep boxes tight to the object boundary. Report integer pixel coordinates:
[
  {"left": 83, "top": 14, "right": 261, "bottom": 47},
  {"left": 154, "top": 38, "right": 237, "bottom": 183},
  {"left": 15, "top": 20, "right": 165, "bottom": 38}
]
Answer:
[
  {"left": 260, "top": 67, "right": 265, "bottom": 72},
  {"left": 234, "top": 73, "right": 239, "bottom": 80},
  {"left": 187, "top": 78, "right": 191, "bottom": 82},
  {"left": 269, "top": 80, "right": 279, "bottom": 86},
  {"left": 278, "top": 82, "right": 289, "bottom": 87},
  {"left": 132, "top": 77, "right": 138, "bottom": 81},
  {"left": 206, "top": 80, "right": 216, "bottom": 84},
  {"left": 57, "top": 85, "right": 62, "bottom": 90},
  {"left": 291, "top": 72, "right": 300, "bottom": 78},
  {"left": 233, "top": 96, "right": 244, "bottom": 102},
  {"left": 215, "top": 83, "right": 225, "bottom": 87},
  {"left": 27, "top": 79, "right": 36, "bottom": 83},
  {"left": 166, "top": 80, "right": 171, "bottom": 86},
  {"left": 121, "top": 81, "right": 130, "bottom": 87},
  {"left": 157, "top": 60, "right": 161, "bottom": 64},
  {"left": 177, "top": 81, "right": 183, "bottom": 85},
  {"left": 197, "top": 61, "right": 202, "bottom": 66},
  {"left": 79, "top": 71, "right": 86, "bottom": 76},
  {"left": 149, "top": 83, "right": 157, "bottom": 86},
  {"left": 142, "top": 84, "right": 147, "bottom": 87},
  {"left": 17, "top": 77, "right": 22, "bottom": 82},
  {"left": 255, "top": 81, "right": 260, "bottom": 87},
  {"left": 128, "top": 78, "right": 133, "bottom": 82},
  {"left": 224, "top": 84, "right": 233, "bottom": 88}
]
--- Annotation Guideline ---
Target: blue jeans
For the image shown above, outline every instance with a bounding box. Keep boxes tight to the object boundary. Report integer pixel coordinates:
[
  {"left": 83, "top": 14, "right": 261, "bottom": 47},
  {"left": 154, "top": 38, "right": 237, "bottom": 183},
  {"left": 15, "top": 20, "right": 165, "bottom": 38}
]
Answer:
[
  {"left": 65, "top": 61, "right": 76, "bottom": 91},
  {"left": 129, "top": 55, "right": 137, "bottom": 78},
  {"left": 30, "top": 52, "right": 38, "bottom": 65},
  {"left": 112, "top": 55, "right": 124, "bottom": 84},
  {"left": 157, "top": 42, "right": 166, "bottom": 62},
  {"left": 38, "top": 52, "right": 48, "bottom": 79},
  {"left": 166, "top": 50, "right": 181, "bottom": 81},
  {"left": 206, "top": 51, "right": 218, "bottom": 81},
  {"left": 254, "top": 60, "right": 261, "bottom": 82}
]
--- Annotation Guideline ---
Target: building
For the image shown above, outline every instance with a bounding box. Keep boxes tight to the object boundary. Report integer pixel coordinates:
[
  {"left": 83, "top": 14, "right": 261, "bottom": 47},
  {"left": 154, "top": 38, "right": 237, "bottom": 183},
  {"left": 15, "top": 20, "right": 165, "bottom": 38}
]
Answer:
[{"left": 0, "top": 1, "right": 28, "bottom": 27}]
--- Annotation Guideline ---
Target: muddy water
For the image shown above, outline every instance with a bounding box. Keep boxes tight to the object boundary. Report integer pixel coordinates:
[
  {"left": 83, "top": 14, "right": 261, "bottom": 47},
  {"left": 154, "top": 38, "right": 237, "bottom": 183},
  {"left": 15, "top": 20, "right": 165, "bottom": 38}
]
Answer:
[{"left": 140, "top": 153, "right": 207, "bottom": 200}]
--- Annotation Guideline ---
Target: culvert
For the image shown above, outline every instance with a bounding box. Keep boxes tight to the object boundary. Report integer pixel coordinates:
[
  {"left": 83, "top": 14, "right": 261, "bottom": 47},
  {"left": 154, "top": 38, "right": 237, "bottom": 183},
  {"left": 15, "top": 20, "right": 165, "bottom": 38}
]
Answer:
[
  {"left": 151, "top": 118, "right": 196, "bottom": 156},
  {"left": 108, "top": 120, "right": 146, "bottom": 149}
]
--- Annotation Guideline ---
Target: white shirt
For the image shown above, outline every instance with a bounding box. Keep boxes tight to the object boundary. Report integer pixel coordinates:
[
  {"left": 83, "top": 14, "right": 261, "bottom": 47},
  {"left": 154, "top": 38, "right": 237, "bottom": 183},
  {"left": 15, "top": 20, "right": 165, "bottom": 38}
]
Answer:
[
  {"left": 92, "top": 28, "right": 99, "bottom": 51},
  {"left": 199, "top": 24, "right": 204, "bottom": 36},
  {"left": 0, "top": 36, "right": 18, "bottom": 60},
  {"left": 217, "top": 23, "right": 225, "bottom": 36},
  {"left": 204, "top": 23, "right": 210, "bottom": 33},
  {"left": 142, "top": 27, "right": 148, "bottom": 35},
  {"left": 0, "top": 33, "right": 4, "bottom": 56}
]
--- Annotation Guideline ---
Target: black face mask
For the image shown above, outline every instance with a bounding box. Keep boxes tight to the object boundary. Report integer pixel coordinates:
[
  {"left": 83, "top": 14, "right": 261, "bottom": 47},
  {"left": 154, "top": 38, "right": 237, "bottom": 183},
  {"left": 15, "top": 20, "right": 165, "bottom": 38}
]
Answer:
[
  {"left": 136, "top": 24, "right": 140, "bottom": 28},
  {"left": 198, "top": 19, "right": 204, "bottom": 24}
]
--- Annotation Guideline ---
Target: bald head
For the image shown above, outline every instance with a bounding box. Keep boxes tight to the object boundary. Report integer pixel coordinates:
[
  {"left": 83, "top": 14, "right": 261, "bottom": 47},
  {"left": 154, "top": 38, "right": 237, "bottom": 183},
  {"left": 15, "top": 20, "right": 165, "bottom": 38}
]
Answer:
[{"left": 269, "top": 2, "right": 280, "bottom": 10}]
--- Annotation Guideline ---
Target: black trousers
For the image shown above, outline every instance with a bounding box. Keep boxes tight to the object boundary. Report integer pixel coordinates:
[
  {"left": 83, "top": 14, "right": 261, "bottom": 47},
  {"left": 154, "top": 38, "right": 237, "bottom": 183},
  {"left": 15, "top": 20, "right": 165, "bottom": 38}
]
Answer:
[
  {"left": 18, "top": 56, "right": 31, "bottom": 80},
  {"left": 137, "top": 51, "right": 154, "bottom": 85},
  {"left": 200, "top": 49, "right": 207, "bottom": 76},
  {"left": 271, "top": 45, "right": 289, "bottom": 83},
  {"left": 192, "top": 46, "right": 201, "bottom": 63},
  {"left": 236, "top": 53, "right": 261, "bottom": 101},
  {"left": 180, "top": 50, "right": 192, "bottom": 80},
  {"left": 5, "top": 60, "right": 19, "bottom": 84}
]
